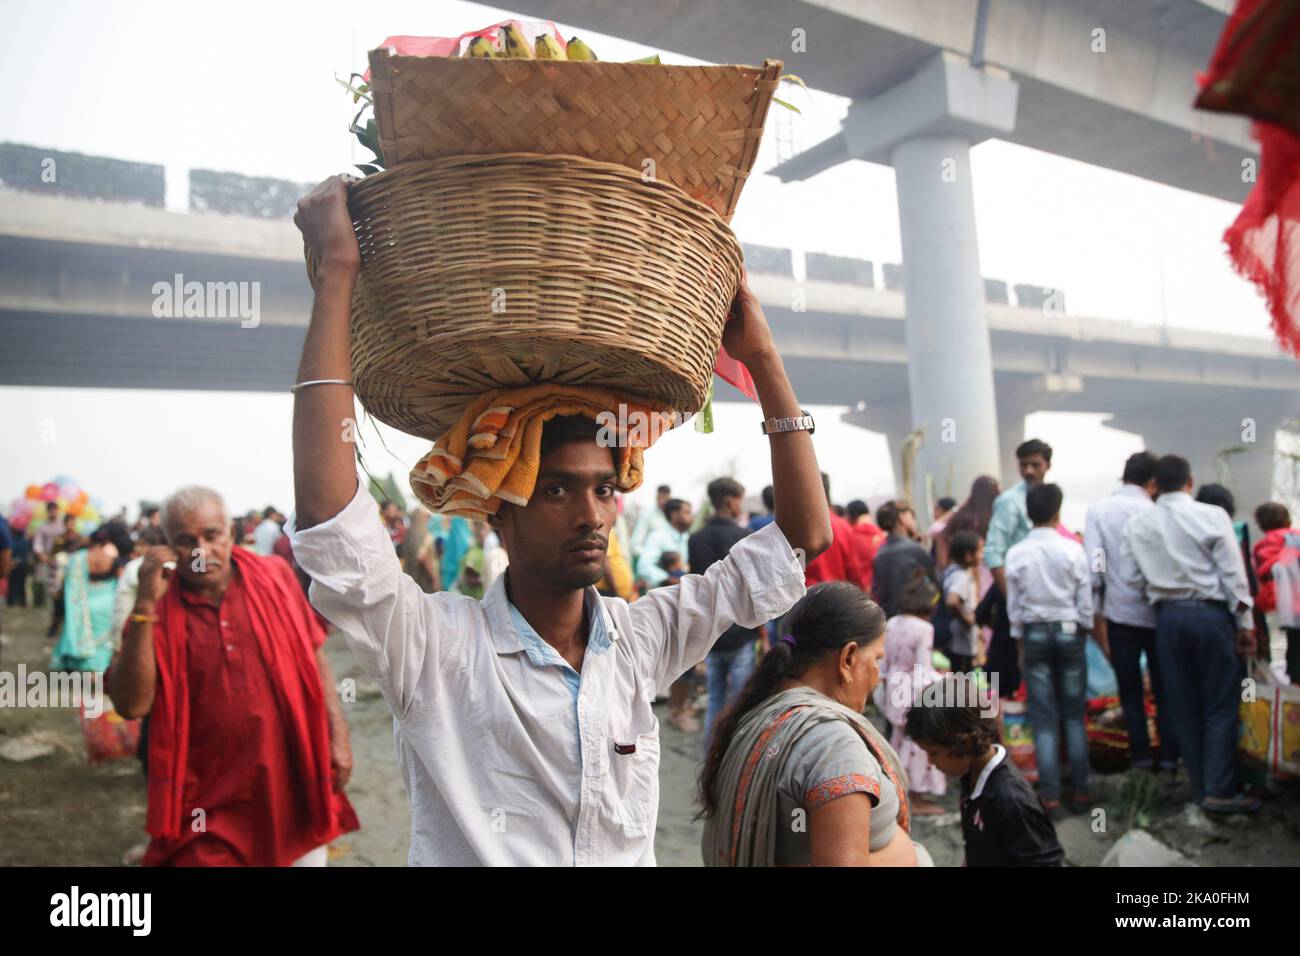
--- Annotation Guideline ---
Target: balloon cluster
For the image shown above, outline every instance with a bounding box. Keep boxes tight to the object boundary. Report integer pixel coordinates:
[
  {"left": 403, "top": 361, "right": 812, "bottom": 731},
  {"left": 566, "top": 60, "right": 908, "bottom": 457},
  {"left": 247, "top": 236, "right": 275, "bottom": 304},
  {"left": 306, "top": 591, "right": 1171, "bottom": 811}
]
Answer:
[{"left": 7, "top": 475, "right": 103, "bottom": 533}]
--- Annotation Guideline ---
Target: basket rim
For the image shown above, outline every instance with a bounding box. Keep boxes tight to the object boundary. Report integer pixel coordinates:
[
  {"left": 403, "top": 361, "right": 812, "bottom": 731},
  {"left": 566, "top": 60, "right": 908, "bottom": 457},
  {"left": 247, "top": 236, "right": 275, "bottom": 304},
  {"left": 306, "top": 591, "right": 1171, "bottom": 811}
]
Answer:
[{"left": 347, "top": 150, "right": 739, "bottom": 228}]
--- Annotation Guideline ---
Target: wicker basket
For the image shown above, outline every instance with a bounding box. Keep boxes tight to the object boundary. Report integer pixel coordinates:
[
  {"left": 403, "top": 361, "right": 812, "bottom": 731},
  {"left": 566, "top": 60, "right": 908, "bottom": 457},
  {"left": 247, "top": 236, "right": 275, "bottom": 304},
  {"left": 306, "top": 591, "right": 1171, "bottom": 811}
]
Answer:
[
  {"left": 367, "top": 49, "right": 783, "bottom": 221},
  {"left": 306, "top": 152, "right": 744, "bottom": 441}
]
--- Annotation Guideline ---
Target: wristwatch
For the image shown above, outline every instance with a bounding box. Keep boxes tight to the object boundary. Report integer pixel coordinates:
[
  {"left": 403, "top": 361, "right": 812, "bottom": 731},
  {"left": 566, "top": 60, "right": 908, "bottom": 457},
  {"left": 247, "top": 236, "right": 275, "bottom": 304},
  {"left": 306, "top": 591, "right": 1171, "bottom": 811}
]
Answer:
[{"left": 761, "top": 410, "right": 815, "bottom": 436}]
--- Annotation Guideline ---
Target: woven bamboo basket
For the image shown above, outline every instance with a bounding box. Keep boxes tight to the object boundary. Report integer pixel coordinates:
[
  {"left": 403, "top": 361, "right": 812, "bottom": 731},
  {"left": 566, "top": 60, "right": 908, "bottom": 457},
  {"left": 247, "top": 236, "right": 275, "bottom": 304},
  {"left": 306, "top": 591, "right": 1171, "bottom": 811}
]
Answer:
[
  {"left": 305, "top": 152, "right": 744, "bottom": 441},
  {"left": 368, "top": 49, "right": 783, "bottom": 221}
]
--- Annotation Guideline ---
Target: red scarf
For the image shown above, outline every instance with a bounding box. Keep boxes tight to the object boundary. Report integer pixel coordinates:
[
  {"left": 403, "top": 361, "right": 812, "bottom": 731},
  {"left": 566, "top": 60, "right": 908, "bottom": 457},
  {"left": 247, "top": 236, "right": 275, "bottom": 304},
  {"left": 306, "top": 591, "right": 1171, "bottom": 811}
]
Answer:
[
  {"left": 146, "top": 549, "right": 345, "bottom": 841},
  {"left": 1196, "top": 0, "right": 1300, "bottom": 355}
]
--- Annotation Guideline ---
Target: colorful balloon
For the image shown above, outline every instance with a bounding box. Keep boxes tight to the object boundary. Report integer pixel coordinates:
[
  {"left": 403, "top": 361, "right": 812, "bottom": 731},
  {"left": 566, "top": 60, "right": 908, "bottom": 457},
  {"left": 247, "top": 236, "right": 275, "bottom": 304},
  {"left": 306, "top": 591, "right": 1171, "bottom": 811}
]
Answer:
[
  {"left": 25, "top": 484, "right": 41, "bottom": 500},
  {"left": 40, "top": 483, "right": 58, "bottom": 502}
]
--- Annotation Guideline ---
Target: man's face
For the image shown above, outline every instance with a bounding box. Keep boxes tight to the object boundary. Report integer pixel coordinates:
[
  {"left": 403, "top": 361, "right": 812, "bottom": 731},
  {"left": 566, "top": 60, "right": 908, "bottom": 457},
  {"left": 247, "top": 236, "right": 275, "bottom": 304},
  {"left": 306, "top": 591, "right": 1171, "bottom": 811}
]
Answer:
[
  {"left": 63, "top": 516, "right": 77, "bottom": 532},
  {"left": 1018, "top": 453, "right": 1050, "bottom": 486},
  {"left": 167, "top": 500, "right": 234, "bottom": 589},
  {"left": 896, "top": 507, "right": 918, "bottom": 538},
  {"left": 669, "top": 502, "right": 694, "bottom": 532},
  {"left": 382, "top": 503, "right": 400, "bottom": 525},
  {"left": 494, "top": 439, "right": 617, "bottom": 592}
]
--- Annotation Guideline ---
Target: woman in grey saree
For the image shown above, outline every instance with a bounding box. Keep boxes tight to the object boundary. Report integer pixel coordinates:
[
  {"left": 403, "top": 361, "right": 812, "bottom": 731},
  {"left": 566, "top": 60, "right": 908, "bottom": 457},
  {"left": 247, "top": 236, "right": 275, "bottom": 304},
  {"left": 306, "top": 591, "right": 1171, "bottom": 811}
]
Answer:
[{"left": 700, "top": 582, "right": 932, "bottom": 866}]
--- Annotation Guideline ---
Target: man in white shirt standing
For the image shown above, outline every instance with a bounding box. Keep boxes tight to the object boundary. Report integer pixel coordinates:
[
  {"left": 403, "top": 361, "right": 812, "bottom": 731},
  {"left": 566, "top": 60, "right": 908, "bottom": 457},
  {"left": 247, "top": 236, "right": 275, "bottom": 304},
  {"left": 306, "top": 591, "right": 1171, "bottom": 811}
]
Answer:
[
  {"left": 287, "top": 177, "right": 833, "bottom": 865},
  {"left": 253, "top": 506, "right": 284, "bottom": 556},
  {"left": 1125, "top": 455, "right": 1259, "bottom": 815},
  {"left": 1083, "top": 451, "right": 1177, "bottom": 774},
  {"left": 1005, "top": 483, "right": 1093, "bottom": 818}
]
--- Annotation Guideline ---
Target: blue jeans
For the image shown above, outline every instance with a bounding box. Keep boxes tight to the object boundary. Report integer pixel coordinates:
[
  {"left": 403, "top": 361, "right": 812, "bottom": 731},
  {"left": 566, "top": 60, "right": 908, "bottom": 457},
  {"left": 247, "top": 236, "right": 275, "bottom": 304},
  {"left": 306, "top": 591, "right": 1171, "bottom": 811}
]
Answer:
[
  {"left": 1107, "top": 621, "right": 1178, "bottom": 770},
  {"left": 1154, "top": 600, "right": 1241, "bottom": 803},
  {"left": 704, "top": 642, "right": 756, "bottom": 748},
  {"left": 1023, "top": 622, "right": 1089, "bottom": 802}
]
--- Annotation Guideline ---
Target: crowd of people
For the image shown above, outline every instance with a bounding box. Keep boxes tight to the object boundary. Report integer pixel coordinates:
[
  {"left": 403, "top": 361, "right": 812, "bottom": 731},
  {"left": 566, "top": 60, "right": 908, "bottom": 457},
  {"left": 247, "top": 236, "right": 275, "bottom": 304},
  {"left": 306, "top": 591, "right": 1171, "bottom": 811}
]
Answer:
[{"left": 4, "top": 430, "right": 1294, "bottom": 866}]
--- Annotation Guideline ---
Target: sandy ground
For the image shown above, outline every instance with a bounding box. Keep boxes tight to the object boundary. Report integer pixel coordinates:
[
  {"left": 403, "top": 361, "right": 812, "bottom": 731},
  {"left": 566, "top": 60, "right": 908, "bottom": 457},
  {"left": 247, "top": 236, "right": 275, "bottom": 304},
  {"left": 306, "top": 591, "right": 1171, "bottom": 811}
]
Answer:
[{"left": 2, "top": 603, "right": 1297, "bottom": 867}]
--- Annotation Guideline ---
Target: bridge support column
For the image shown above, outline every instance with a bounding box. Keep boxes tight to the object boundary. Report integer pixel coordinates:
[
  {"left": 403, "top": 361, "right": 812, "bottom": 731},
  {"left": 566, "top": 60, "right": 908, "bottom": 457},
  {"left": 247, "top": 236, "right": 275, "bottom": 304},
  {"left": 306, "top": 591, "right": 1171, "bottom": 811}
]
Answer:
[{"left": 832, "top": 52, "right": 1019, "bottom": 511}]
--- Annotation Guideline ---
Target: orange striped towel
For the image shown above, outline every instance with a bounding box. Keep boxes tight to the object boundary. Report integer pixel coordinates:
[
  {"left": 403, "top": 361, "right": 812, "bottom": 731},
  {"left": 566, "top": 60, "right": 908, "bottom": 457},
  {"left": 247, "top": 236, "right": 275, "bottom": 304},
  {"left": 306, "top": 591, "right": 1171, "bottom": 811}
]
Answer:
[{"left": 409, "top": 385, "right": 678, "bottom": 522}]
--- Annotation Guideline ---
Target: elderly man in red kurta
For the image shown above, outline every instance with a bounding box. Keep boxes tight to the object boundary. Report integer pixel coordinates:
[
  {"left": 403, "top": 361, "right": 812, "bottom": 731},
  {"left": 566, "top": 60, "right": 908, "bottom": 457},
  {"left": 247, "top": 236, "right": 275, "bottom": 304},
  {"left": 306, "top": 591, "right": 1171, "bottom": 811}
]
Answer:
[{"left": 107, "top": 486, "right": 358, "bottom": 866}]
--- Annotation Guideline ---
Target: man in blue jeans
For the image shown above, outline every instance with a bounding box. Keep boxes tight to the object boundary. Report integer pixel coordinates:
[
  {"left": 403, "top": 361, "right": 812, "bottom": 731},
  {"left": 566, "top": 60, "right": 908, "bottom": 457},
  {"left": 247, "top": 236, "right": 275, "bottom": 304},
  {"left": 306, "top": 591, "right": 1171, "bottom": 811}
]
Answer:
[
  {"left": 1126, "top": 455, "right": 1259, "bottom": 814},
  {"left": 689, "top": 477, "right": 760, "bottom": 748},
  {"left": 1005, "top": 483, "right": 1094, "bottom": 819}
]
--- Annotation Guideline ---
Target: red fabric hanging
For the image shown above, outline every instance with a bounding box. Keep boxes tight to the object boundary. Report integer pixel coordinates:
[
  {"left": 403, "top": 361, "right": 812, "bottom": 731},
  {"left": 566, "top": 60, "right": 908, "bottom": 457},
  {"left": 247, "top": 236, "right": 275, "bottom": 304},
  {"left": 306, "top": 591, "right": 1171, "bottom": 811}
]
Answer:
[{"left": 1196, "top": 0, "right": 1300, "bottom": 355}]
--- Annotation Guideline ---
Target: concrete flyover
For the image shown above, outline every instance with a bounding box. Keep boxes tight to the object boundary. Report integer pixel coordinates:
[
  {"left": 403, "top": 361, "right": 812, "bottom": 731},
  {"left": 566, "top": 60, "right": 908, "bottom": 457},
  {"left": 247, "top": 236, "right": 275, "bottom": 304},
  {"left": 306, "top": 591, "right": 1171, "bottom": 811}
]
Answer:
[{"left": 2, "top": 187, "right": 1295, "bottom": 512}]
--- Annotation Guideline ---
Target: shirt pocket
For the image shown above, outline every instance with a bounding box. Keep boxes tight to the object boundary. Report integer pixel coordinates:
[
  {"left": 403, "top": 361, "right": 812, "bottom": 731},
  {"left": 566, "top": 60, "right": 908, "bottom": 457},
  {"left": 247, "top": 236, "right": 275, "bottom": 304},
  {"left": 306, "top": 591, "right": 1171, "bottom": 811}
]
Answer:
[{"left": 607, "top": 719, "right": 661, "bottom": 836}]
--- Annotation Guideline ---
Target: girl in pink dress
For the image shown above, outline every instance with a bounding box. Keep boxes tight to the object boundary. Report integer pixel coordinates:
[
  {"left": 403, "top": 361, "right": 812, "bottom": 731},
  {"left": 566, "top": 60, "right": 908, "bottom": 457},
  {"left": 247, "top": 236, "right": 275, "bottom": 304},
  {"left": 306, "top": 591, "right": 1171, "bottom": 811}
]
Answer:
[{"left": 882, "top": 575, "right": 947, "bottom": 814}]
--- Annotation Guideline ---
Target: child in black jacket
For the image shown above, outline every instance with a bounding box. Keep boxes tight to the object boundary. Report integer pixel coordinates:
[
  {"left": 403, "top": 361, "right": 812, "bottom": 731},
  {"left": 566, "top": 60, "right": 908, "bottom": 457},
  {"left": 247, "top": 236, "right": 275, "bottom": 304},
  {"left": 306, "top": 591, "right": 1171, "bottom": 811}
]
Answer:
[{"left": 906, "top": 676, "right": 1063, "bottom": 866}]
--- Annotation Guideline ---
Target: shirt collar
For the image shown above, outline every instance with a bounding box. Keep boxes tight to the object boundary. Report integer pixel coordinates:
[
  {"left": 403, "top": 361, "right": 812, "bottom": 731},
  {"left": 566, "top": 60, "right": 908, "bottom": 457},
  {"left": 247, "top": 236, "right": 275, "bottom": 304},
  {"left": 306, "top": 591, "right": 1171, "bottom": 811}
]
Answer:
[
  {"left": 1158, "top": 490, "right": 1192, "bottom": 506},
  {"left": 970, "top": 744, "right": 1007, "bottom": 799},
  {"left": 482, "top": 572, "right": 618, "bottom": 658},
  {"left": 1026, "top": 526, "right": 1058, "bottom": 540},
  {"left": 1117, "top": 484, "right": 1152, "bottom": 501}
]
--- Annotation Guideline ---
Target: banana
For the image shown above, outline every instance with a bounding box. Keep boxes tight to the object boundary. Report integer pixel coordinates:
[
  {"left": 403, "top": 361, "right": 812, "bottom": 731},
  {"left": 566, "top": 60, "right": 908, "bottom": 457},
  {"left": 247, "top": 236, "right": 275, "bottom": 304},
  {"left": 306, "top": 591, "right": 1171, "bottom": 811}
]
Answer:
[
  {"left": 565, "top": 36, "right": 597, "bottom": 61},
  {"left": 534, "top": 33, "right": 565, "bottom": 60},
  {"left": 465, "top": 36, "right": 498, "bottom": 58},
  {"left": 500, "top": 24, "right": 533, "bottom": 58}
]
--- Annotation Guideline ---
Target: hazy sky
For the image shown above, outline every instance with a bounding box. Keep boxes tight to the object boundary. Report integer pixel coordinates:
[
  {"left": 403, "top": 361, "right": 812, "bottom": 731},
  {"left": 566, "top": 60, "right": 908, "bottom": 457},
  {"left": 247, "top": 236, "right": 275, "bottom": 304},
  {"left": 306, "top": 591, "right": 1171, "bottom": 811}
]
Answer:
[{"left": 0, "top": 1, "right": 1280, "bottom": 529}]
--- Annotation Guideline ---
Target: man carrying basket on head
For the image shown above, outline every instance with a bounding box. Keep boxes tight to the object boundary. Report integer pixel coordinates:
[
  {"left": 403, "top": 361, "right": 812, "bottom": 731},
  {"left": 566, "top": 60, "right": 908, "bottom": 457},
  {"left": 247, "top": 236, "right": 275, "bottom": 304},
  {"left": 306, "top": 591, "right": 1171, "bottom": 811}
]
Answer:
[{"left": 289, "top": 176, "right": 832, "bottom": 866}]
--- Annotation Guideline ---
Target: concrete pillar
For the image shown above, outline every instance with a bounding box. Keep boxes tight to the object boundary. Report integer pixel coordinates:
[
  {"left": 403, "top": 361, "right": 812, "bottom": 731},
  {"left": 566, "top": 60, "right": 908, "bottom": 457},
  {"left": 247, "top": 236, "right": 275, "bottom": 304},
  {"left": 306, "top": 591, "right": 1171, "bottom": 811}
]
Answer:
[
  {"left": 892, "top": 135, "right": 1002, "bottom": 509},
  {"left": 823, "top": 52, "right": 1018, "bottom": 512},
  {"left": 998, "top": 407, "right": 1025, "bottom": 491}
]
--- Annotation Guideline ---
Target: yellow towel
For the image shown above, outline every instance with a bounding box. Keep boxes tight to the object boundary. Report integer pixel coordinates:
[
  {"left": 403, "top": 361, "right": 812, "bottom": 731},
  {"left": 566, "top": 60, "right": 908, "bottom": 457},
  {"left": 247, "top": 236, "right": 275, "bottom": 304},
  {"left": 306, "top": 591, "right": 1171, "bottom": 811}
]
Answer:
[{"left": 410, "top": 385, "right": 678, "bottom": 522}]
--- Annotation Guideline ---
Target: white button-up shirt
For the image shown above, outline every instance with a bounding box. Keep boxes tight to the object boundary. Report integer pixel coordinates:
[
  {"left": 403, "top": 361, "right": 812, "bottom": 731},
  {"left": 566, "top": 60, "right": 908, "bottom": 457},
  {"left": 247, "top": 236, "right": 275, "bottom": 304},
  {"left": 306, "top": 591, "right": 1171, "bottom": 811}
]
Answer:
[
  {"left": 1124, "top": 491, "right": 1253, "bottom": 629},
  {"left": 1083, "top": 484, "right": 1156, "bottom": 629},
  {"left": 1004, "top": 528, "right": 1093, "bottom": 638},
  {"left": 288, "top": 479, "right": 806, "bottom": 866}
]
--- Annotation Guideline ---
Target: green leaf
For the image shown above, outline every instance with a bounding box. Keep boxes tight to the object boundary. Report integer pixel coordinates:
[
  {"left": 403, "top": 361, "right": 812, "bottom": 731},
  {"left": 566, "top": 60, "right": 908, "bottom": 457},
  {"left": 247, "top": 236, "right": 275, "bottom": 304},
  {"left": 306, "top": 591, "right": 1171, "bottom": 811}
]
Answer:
[
  {"left": 334, "top": 72, "right": 373, "bottom": 104},
  {"left": 355, "top": 163, "right": 381, "bottom": 176},
  {"left": 629, "top": 53, "right": 661, "bottom": 64},
  {"left": 772, "top": 96, "right": 801, "bottom": 114},
  {"left": 694, "top": 381, "right": 715, "bottom": 434}
]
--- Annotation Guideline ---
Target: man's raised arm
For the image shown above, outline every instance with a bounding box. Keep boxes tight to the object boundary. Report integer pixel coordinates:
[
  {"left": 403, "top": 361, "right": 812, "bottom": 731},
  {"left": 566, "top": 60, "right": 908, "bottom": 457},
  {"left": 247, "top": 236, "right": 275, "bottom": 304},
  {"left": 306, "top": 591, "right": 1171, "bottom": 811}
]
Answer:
[
  {"left": 292, "top": 176, "right": 363, "bottom": 530},
  {"left": 726, "top": 276, "right": 832, "bottom": 562}
]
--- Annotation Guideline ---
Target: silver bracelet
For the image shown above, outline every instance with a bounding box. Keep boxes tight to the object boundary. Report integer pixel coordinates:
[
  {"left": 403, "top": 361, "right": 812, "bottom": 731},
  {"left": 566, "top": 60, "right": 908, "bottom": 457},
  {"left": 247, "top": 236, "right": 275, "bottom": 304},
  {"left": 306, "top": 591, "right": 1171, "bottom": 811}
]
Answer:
[{"left": 290, "top": 378, "right": 354, "bottom": 394}]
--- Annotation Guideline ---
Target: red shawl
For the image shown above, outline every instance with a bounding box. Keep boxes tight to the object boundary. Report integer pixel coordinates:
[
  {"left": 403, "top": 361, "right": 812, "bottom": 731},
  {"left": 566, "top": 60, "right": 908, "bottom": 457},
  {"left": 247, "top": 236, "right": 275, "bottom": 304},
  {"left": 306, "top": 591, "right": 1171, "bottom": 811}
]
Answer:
[
  {"left": 1196, "top": 0, "right": 1300, "bottom": 355},
  {"left": 146, "top": 549, "right": 354, "bottom": 842}
]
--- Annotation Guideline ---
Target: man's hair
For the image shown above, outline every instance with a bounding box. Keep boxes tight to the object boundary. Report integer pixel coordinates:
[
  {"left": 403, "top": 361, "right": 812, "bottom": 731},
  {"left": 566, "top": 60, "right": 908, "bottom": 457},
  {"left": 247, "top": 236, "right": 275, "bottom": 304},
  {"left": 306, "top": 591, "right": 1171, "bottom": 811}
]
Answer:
[
  {"left": 1256, "top": 502, "right": 1292, "bottom": 531},
  {"left": 262, "top": 505, "right": 279, "bottom": 520},
  {"left": 707, "top": 477, "right": 744, "bottom": 509},
  {"left": 1195, "top": 483, "right": 1236, "bottom": 519},
  {"left": 846, "top": 499, "right": 870, "bottom": 521},
  {"left": 831, "top": 503, "right": 846, "bottom": 518},
  {"left": 1122, "top": 451, "right": 1159, "bottom": 486},
  {"left": 663, "top": 498, "right": 689, "bottom": 522},
  {"left": 1154, "top": 455, "right": 1191, "bottom": 494},
  {"left": 656, "top": 484, "right": 671, "bottom": 497},
  {"left": 1016, "top": 438, "right": 1053, "bottom": 463},
  {"left": 761, "top": 485, "right": 775, "bottom": 513},
  {"left": 657, "top": 550, "right": 681, "bottom": 571},
  {"left": 904, "top": 677, "right": 1000, "bottom": 757},
  {"left": 46, "top": 502, "right": 59, "bottom": 515},
  {"left": 948, "top": 530, "right": 981, "bottom": 565},
  {"left": 136, "top": 526, "right": 167, "bottom": 548},
  {"left": 161, "top": 486, "right": 228, "bottom": 541},
  {"left": 539, "top": 414, "right": 605, "bottom": 460},
  {"left": 876, "top": 499, "right": 911, "bottom": 533},
  {"left": 1026, "top": 483, "right": 1063, "bottom": 525},
  {"left": 936, "top": 497, "right": 957, "bottom": 513}
]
